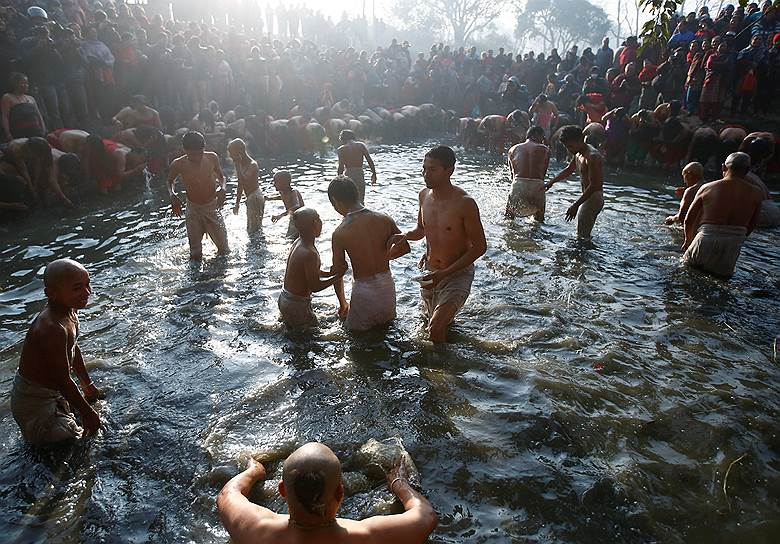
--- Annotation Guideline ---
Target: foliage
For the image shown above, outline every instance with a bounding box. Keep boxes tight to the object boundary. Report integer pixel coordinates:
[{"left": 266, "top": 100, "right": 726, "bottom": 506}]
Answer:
[
  {"left": 514, "top": 0, "right": 613, "bottom": 53},
  {"left": 391, "top": 0, "right": 509, "bottom": 45}
]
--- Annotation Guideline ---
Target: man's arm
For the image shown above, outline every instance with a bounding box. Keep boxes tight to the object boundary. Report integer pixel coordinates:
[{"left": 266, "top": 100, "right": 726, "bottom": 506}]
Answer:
[
  {"left": 546, "top": 156, "right": 576, "bottom": 190},
  {"left": 72, "top": 344, "right": 104, "bottom": 402},
  {"left": 337, "top": 147, "right": 345, "bottom": 175},
  {"left": 304, "top": 251, "right": 343, "bottom": 293},
  {"left": 1, "top": 95, "right": 11, "bottom": 141},
  {"left": 683, "top": 191, "right": 704, "bottom": 249},
  {"left": 217, "top": 459, "right": 278, "bottom": 544},
  {"left": 167, "top": 161, "right": 183, "bottom": 216},
  {"left": 422, "top": 197, "right": 486, "bottom": 286},
  {"left": 117, "top": 153, "right": 146, "bottom": 182},
  {"left": 49, "top": 167, "right": 73, "bottom": 207},
  {"left": 363, "top": 143, "right": 377, "bottom": 183}
]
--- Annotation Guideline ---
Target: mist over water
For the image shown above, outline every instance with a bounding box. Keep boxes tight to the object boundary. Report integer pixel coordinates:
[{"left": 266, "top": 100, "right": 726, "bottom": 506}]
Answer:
[{"left": 1, "top": 138, "right": 778, "bottom": 543}]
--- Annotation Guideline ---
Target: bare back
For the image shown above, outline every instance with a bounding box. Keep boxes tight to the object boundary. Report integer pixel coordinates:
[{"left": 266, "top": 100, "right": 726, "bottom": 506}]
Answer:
[
  {"left": 19, "top": 307, "right": 77, "bottom": 390},
  {"left": 283, "top": 239, "right": 319, "bottom": 297},
  {"left": 508, "top": 140, "right": 550, "bottom": 180},
  {"left": 694, "top": 178, "right": 764, "bottom": 228},
  {"left": 333, "top": 210, "right": 399, "bottom": 279},
  {"left": 337, "top": 141, "right": 367, "bottom": 168},
  {"left": 58, "top": 130, "right": 90, "bottom": 155},
  {"left": 171, "top": 152, "right": 221, "bottom": 204}
]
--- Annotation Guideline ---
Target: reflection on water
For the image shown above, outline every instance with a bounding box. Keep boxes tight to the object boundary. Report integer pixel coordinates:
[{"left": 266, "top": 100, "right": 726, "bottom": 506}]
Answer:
[{"left": 0, "top": 139, "right": 779, "bottom": 543}]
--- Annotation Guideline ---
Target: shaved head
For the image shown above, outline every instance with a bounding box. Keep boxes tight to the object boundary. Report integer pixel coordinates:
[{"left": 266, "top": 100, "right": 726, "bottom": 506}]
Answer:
[
  {"left": 43, "top": 259, "right": 87, "bottom": 290},
  {"left": 682, "top": 162, "right": 704, "bottom": 180},
  {"left": 227, "top": 138, "right": 246, "bottom": 154},
  {"left": 282, "top": 443, "right": 342, "bottom": 517},
  {"left": 292, "top": 207, "right": 320, "bottom": 235}
]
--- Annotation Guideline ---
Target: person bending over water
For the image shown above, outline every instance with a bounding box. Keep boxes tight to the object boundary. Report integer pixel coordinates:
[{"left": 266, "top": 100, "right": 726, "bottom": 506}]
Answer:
[
  {"left": 683, "top": 152, "right": 764, "bottom": 278},
  {"left": 228, "top": 138, "right": 264, "bottom": 234},
  {"left": 389, "top": 146, "right": 487, "bottom": 343},
  {"left": 666, "top": 162, "right": 705, "bottom": 225},
  {"left": 217, "top": 442, "right": 437, "bottom": 544},
  {"left": 279, "top": 208, "right": 345, "bottom": 328},
  {"left": 506, "top": 125, "right": 550, "bottom": 221},
  {"left": 546, "top": 125, "right": 605, "bottom": 239},
  {"left": 336, "top": 129, "right": 377, "bottom": 205},
  {"left": 328, "top": 175, "right": 409, "bottom": 330},
  {"left": 10, "top": 259, "right": 103, "bottom": 445},
  {"left": 269, "top": 171, "right": 304, "bottom": 238},
  {"left": 167, "top": 131, "right": 229, "bottom": 260}
]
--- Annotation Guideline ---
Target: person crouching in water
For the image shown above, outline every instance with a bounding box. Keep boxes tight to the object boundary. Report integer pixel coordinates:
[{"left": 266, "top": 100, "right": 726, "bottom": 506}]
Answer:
[
  {"left": 217, "top": 442, "right": 437, "bottom": 543},
  {"left": 506, "top": 125, "right": 550, "bottom": 221},
  {"left": 228, "top": 138, "right": 264, "bottom": 234},
  {"left": 11, "top": 258, "right": 104, "bottom": 445},
  {"left": 328, "top": 175, "right": 409, "bottom": 331},
  {"left": 279, "top": 208, "right": 345, "bottom": 328}
]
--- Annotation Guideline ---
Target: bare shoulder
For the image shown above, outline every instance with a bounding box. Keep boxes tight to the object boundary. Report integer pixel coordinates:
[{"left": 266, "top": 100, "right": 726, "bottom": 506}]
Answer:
[
  {"left": 206, "top": 151, "right": 220, "bottom": 163},
  {"left": 418, "top": 187, "right": 431, "bottom": 201},
  {"left": 29, "top": 310, "right": 68, "bottom": 341}
]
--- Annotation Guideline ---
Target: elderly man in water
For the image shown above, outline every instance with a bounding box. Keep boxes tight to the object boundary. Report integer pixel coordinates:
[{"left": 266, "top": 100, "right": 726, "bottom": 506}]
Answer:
[
  {"left": 217, "top": 442, "right": 437, "bottom": 543},
  {"left": 546, "top": 125, "right": 605, "bottom": 239},
  {"left": 328, "top": 175, "right": 409, "bottom": 331},
  {"left": 389, "top": 146, "right": 487, "bottom": 342},
  {"left": 10, "top": 258, "right": 104, "bottom": 445},
  {"left": 683, "top": 152, "right": 764, "bottom": 277},
  {"left": 666, "top": 162, "right": 706, "bottom": 225},
  {"left": 279, "top": 208, "right": 345, "bottom": 328},
  {"left": 506, "top": 125, "right": 550, "bottom": 221},
  {"left": 336, "top": 129, "right": 377, "bottom": 205}
]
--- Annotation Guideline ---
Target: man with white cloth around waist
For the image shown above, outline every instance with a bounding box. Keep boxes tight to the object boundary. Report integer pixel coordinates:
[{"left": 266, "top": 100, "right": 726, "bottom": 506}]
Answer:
[
  {"left": 328, "top": 175, "right": 409, "bottom": 331},
  {"left": 336, "top": 129, "right": 377, "bottom": 205},
  {"left": 506, "top": 125, "right": 550, "bottom": 222},
  {"left": 683, "top": 152, "right": 764, "bottom": 277}
]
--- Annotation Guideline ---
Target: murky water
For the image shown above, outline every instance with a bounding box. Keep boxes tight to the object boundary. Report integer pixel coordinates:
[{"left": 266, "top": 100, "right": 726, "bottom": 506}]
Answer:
[{"left": 1, "top": 138, "right": 779, "bottom": 543}]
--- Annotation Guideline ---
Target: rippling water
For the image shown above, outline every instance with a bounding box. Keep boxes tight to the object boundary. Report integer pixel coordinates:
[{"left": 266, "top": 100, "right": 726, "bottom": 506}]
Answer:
[{"left": 1, "top": 138, "right": 779, "bottom": 543}]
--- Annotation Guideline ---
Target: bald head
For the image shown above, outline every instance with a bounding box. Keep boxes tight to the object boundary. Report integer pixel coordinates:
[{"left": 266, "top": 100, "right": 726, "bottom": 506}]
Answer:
[
  {"left": 282, "top": 443, "right": 342, "bottom": 518},
  {"left": 682, "top": 162, "right": 704, "bottom": 184},
  {"left": 292, "top": 207, "right": 320, "bottom": 235},
  {"left": 227, "top": 138, "right": 246, "bottom": 154},
  {"left": 724, "top": 152, "right": 751, "bottom": 176},
  {"left": 43, "top": 259, "right": 87, "bottom": 290}
]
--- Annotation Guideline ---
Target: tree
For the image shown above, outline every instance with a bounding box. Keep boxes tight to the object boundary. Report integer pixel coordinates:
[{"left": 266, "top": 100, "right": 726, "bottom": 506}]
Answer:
[
  {"left": 391, "top": 0, "right": 509, "bottom": 45},
  {"left": 515, "top": 0, "right": 613, "bottom": 53}
]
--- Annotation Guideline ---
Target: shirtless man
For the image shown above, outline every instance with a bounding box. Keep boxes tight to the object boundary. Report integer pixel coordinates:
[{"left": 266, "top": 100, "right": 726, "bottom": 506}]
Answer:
[
  {"left": 228, "top": 138, "right": 264, "bottom": 234},
  {"left": 269, "top": 171, "right": 304, "bottom": 238},
  {"left": 217, "top": 443, "right": 437, "bottom": 544},
  {"left": 112, "top": 95, "right": 162, "bottom": 129},
  {"left": 666, "top": 162, "right": 705, "bottom": 224},
  {"left": 389, "top": 146, "right": 487, "bottom": 342},
  {"left": 278, "top": 208, "right": 344, "bottom": 328},
  {"left": 683, "top": 152, "right": 764, "bottom": 277},
  {"left": 336, "top": 130, "right": 377, "bottom": 205},
  {"left": 545, "top": 125, "right": 605, "bottom": 239},
  {"left": 167, "top": 131, "right": 229, "bottom": 260},
  {"left": 506, "top": 125, "right": 550, "bottom": 221},
  {"left": 328, "top": 175, "right": 409, "bottom": 331},
  {"left": 10, "top": 259, "right": 103, "bottom": 445},
  {"left": 528, "top": 95, "right": 559, "bottom": 140},
  {"left": 0, "top": 137, "right": 52, "bottom": 204}
]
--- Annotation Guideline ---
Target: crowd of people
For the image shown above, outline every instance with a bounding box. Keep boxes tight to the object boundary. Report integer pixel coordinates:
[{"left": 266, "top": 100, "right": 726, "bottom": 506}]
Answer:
[{"left": 3, "top": 1, "right": 780, "bottom": 542}]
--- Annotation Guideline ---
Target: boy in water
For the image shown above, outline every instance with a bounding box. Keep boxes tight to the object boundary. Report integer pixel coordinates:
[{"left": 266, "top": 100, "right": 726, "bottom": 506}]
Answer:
[
  {"left": 11, "top": 258, "right": 103, "bottom": 445},
  {"left": 279, "top": 208, "right": 345, "bottom": 328},
  {"left": 228, "top": 138, "right": 264, "bottom": 234},
  {"left": 268, "top": 170, "right": 304, "bottom": 238}
]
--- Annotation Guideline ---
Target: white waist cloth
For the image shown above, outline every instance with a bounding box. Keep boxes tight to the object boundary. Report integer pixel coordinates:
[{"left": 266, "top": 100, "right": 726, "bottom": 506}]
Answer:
[
  {"left": 509, "top": 176, "right": 546, "bottom": 217},
  {"left": 10, "top": 371, "right": 83, "bottom": 444},
  {"left": 756, "top": 199, "right": 780, "bottom": 228},
  {"left": 683, "top": 224, "right": 748, "bottom": 277},
  {"left": 245, "top": 188, "right": 265, "bottom": 233},
  {"left": 278, "top": 288, "right": 316, "bottom": 327},
  {"left": 345, "top": 166, "right": 366, "bottom": 204},
  {"left": 345, "top": 271, "right": 396, "bottom": 331}
]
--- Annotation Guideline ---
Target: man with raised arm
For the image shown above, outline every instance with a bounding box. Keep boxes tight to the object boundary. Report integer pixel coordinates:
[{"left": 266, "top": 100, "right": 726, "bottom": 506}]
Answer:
[
  {"left": 217, "top": 442, "right": 437, "bottom": 544},
  {"left": 388, "top": 146, "right": 487, "bottom": 342},
  {"left": 506, "top": 125, "right": 550, "bottom": 221},
  {"left": 683, "top": 152, "right": 764, "bottom": 277},
  {"left": 328, "top": 175, "right": 409, "bottom": 331},
  {"left": 167, "top": 131, "right": 230, "bottom": 260},
  {"left": 545, "top": 125, "right": 605, "bottom": 239},
  {"left": 336, "top": 129, "right": 377, "bottom": 205}
]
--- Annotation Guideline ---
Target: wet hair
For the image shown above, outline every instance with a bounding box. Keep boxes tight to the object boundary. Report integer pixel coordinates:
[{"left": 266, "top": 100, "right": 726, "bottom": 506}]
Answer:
[
  {"left": 86, "top": 134, "right": 112, "bottom": 175},
  {"left": 182, "top": 131, "right": 205, "bottom": 150},
  {"left": 9, "top": 72, "right": 28, "bottom": 90},
  {"left": 724, "top": 152, "right": 750, "bottom": 175},
  {"left": 424, "top": 145, "right": 456, "bottom": 169},
  {"left": 339, "top": 129, "right": 355, "bottom": 142},
  {"left": 527, "top": 125, "right": 545, "bottom": 141},
  {"left": 58, "top": 153, "right": 82, "bottom": 180},
  {"left": 745, "top": 137, "right": 772, "bottom": 163},
  {"left": 559, "top": 125, "right": 584, "bottom": 144},
  {"left": 291, "top": 469, "right": 328, "bottom": 517},
  {"left": 327, "top": 175, "right": 359, "bottom": 206}
]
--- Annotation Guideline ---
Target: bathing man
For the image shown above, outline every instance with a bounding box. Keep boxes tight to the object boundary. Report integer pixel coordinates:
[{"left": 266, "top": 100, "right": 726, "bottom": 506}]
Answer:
[
  {"left": 279, "top": 208, "right": 345, "bottom": 327},
  {"left": 389, "top": 146, "right": 487, "bottom": 342},
  {"left": 217, "top": 442, "right": 437, "bottom": 543},
  {"left": 336, "top": 129, "right": 377, "bottom": 205},
  {"left": 228, "top": 138, "right": 264, "bottom": 234},
  {"left": 683, "top": 152, "right": 763, "bottom": 277},
  {"left": 666, "top": 162, "right": 705, "bottom": 225},
  {"left": 268, "top": 170, "right": 304, "bottom": 238},
  {"left": 506, "top": 125, "right": 550, "bottom": 221},
  {"left": 11, "top": 258, "right": 103, "bottom": 445},
  {"left": 328, "top": 175, "right": 409, "bottom": 331},
  {"left": 168, "top": 131, "right": 229, "bottom": 260},
  {"left": 545, "top": 125, "right": 605, "bottom": 239}
]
